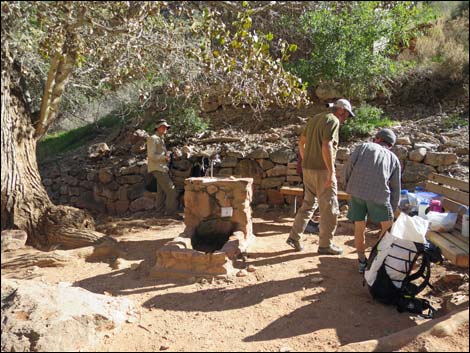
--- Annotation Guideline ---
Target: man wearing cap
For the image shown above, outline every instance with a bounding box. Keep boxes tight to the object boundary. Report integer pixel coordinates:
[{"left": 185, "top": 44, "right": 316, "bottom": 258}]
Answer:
[
  {"left": 286, "top": 98, "right": 354, "bottom": 255},
  {"left": 343, "top": 128, "right": 401, "bottom": 273},
  {"left": 147, "top": 119, "right": 180, "bottom": 218}
]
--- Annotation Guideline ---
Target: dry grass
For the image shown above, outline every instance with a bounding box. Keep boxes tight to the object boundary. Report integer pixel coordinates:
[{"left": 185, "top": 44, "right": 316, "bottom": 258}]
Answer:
[{"left": 414, "top": 12, "right": 469, "bottom": 80}]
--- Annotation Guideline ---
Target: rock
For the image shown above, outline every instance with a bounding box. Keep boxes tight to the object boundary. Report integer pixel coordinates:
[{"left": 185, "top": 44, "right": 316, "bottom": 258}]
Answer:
[
  {"left": 402, "top": 161, "right": 436, "bottom": 183},
  {"left": 424, "top": 152, "right": 458, "bottom": 166},
  {"left": 98, "top": 168, "right": 114, "bottom": 184},
  {"left": 270, "top": 150, "right": 296, "bottom": 164},
  {"left": 129, "top": 197, "right": 155, "bottom": 212},
  {"left": 392, "top": 145, "right": 408, "bottom": 160},
  {"left": 247, "top": 265, "right": 257, "bottom": 273},
  {"left": 396, "top": 136, "right": 412, "bottom": 145},
  {"left": 247, "top": 148, "right": 269, "bottom": 159},
  {"left": 221, "top": 156, "right": 238, "bottom": 168},
  {"left": 236, "top": 269, "right": 248, "bottom": 277},
  {"left": 414, "top": 142, "right": 438, "bottom": 150},
  {"left": 234, "top": 160, "right": 264, "bottom": 184},
  {"left": 266, "top": 165, "right": 288, "bottom": 177},
  {"left": 1, "top": 230, "right": 28, "bottom": 251},
  {"left": 265, "top": 133, "right": 281, "bottom": 142},
  {"left": 260, "top": 177, "right": 285, "bottom": 189},
  {"left": 279, "top": 346, "right": 293, "bottom": 352},
  {"left": 1, "top": 279, "right": 134, "bottom": 352},
  {"left": 336, "top": 148, "right": 351, "bottom": 161},
  {"left": 88, "top": 142, "right": 110, "bottom": 159},
  {"left": 408, "top": 148, "right": 427, "bottom": 162},
  {"left": 257, "top": 159, "right": 275, "bottom": 171}
]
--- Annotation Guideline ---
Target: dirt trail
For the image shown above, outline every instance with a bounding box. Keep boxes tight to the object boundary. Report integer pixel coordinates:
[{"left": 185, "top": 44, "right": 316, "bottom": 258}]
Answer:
[{"left": 2, "top": 209, "right": 468, "bottom": 352}]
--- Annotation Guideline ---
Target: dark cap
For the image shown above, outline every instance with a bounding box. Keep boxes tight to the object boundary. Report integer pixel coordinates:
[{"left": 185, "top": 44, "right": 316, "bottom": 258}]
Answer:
[
  {"left": 375, "top": 128, "right": 396, "bottom": 146},
  {"left": 155, "top": 119, "right": 171, "bottom": 129}
]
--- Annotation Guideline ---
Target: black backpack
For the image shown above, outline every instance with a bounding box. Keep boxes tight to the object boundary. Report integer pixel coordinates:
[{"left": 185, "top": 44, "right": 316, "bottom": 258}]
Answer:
[{"left": 364, "top": 232, "right": 442, "bottom": 319}]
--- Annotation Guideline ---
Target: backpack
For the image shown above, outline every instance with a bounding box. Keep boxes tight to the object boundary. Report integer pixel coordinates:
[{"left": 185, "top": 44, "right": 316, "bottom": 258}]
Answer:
[{"left": 364, "top": 231, "right": 442, "bottom": 319}]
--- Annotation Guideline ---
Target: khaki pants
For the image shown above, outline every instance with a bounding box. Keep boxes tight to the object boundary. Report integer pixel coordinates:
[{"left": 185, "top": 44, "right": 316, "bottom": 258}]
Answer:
[
  {"left": 289, "top": 169, "right": 340, "bottom": 247},
  {"left": 152, "top": 171, "right": 177, "bottom": 214}
]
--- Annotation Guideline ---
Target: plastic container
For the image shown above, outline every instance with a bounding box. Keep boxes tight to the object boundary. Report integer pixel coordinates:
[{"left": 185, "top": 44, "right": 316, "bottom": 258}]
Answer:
[
  {"left": 428, "top": 199, "right": 443, "bottom": 213},
  {"left": 426, "top": 211, "right": 457, "bottom": 232},
  {"left": 399, "top": 190, "right": 410, "bottom": 213},
  {"left": 418, "top": 200, "right": 429, "bottom": 218},
  {"left": 414, "top": 190, "right": 441, "bottom": 205},
  {"left": 462, "top": 208, "right": 469, "bottom": 238}
]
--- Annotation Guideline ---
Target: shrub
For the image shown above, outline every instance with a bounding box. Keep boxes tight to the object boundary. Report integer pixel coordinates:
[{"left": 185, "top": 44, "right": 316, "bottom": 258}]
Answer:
[
  {"left": 340, "top": 104, "right": 397, "bottom": 141},
  {"left": 145, "top": 96, "right": 210, "bottom": 143},
  {"left": 289, "top": 2, "right": 436, "bottom": 100},
  {"left": 414, "top": 12, "right": 469, "bottom": 81}
]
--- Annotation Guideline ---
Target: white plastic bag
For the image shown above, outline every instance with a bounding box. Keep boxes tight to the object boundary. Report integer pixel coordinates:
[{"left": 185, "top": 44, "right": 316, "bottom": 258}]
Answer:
[
  {"left": 426, "top": 211, "right": 457, "bottom": 232},
  {"left": 390, "top": 212, "right": 429, "bottom": 244}
]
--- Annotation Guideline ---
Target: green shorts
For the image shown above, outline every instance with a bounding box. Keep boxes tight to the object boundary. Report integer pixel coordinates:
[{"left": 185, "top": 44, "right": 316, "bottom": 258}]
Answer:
[{"left": 347, "top": 196, "right": 394, "bottom": 223}]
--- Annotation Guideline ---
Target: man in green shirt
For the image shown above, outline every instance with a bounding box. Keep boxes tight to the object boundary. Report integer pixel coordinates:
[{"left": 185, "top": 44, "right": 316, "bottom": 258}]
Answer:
[
  {"left": 286, "top": 99, "right": 354, "bottom": 254},
  {"left": 147, "top": 119, "right": 181, "bottom": 219}
]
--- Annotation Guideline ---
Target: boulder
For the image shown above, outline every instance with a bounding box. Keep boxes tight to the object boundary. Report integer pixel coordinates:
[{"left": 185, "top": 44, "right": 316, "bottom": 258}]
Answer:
[{"left": 1, "top": 279, "right": 134, "bottom": 352}]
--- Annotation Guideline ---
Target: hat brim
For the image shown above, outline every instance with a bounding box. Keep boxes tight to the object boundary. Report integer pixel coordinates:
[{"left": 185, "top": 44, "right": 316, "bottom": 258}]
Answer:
[
  {"left": 347, "top": 109, "right": 355, "bottom": 117},
  {"left": 156, "top": 123, "right": 171, "bottom": 129}
]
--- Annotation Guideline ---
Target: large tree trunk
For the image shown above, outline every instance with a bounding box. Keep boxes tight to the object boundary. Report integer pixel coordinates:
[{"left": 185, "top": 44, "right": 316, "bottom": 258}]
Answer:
[{"left": 1, "top": 43, "right": 106, "bottom": 250}]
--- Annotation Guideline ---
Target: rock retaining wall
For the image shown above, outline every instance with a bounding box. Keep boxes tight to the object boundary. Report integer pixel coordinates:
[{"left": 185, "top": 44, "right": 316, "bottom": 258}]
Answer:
[{"left": 39, "top": 126, "right": 467, "bottom": 216}]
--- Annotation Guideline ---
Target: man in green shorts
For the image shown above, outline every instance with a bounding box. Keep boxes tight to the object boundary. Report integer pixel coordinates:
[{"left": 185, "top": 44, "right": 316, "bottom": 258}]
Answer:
[{"left": 343, "top": 129, "right": 401, "bottom": 273}]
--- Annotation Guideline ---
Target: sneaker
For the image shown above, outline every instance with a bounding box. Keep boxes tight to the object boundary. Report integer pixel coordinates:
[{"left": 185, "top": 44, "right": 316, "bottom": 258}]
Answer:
[
  {"left": 318, "top": 244, "right": 343, "bottom": 255},
  {"left": 286, "top": 237, "right": 304, "bottom": 252},
  {"left": 358, "top": 259, "right": 368, "bottom": 274}
]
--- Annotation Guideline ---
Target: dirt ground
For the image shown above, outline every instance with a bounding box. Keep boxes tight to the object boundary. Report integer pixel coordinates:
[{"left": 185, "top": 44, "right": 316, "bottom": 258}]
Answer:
[{"left": 2, "top": 209, "right": 469, "bottom": 352}]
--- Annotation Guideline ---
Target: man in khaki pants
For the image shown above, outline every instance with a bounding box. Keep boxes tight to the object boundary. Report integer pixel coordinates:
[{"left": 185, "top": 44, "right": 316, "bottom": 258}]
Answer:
[
  {"left": 286, "top": 99, "right": 354, "bottom": 254},
  {"left": 147, "top": 119, "right": 181, "bottom": 220}
]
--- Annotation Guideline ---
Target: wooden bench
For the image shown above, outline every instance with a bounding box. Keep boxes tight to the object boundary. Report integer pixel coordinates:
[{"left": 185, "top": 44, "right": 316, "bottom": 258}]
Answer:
[
  {"left": 424, "top": 173, "right": 469, "bottom": 268},
  {"left": 280, "top": 162, "right": 350, "bottom": 213}
]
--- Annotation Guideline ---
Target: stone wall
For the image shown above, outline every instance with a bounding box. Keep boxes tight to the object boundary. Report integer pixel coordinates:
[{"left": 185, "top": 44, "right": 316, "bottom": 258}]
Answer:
[{"left": 39, "top": 126, "right": 467, "bottom": 216}]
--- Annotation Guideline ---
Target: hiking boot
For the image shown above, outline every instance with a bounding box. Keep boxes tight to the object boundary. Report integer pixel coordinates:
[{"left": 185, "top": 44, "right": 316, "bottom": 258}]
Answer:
[
  {"left": 358, "top": 259, "right": 368, "bottom": 274},
  {"left": 286, "top": 237, "right": 304, "bottom": 252},
  {"left": 318, "top": 244, "right": 343, "bottom": 255}
]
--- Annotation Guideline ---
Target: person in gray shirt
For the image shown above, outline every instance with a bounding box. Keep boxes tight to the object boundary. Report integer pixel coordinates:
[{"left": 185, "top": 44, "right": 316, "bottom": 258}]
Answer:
[{"left": 343, "top": 128, "right": 401, "bottom": 273}]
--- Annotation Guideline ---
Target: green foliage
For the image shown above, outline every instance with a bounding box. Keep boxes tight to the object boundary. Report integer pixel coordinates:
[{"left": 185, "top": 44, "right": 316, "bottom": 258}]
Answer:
[
  {"left": 339, "top": 104, "right": 397, "bottom": 141},
  {"left": 442, "top": 113, "right": 469, "bottom": 130},
  {"left": 37, "top": 103, "right": 141, "bottom": 161},
  {"left": 196, "top": 7, "right": 309, "bottom": 112},
  {"left": 146, "top": 97, "right": 210, "bottom": 143},
  {"left": 288, "top": 2, "right": 436, "bottom": 99}
]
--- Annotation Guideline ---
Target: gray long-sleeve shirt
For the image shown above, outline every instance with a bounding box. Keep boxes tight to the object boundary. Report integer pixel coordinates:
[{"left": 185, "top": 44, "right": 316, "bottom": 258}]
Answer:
[{"left": 343, "top": 142, "right": 401, "bottom": 210}]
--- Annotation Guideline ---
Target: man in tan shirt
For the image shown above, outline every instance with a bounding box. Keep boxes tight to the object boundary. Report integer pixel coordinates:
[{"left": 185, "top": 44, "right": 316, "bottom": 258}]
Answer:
[
  {"left": 147, "top": 119, "right": 180, "bottom": 219},
  {"left": 286, "top": 99, "right": 354, "bottom": 254}
]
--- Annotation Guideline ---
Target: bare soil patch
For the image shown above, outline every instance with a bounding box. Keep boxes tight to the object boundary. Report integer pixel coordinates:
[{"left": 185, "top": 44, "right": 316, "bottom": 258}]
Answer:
[{"left": 2, "top": 209, "right": 468, "bottom": 352}]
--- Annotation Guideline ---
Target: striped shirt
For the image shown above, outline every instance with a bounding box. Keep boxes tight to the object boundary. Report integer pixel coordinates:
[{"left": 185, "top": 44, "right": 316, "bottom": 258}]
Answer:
[{"left": 343, "top": 142, "right": 401, "bottom": 210}]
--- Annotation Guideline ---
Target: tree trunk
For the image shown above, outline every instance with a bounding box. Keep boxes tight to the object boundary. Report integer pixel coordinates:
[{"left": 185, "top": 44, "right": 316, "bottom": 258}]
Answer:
[{"left": 1, "top": 43, "right": 106, "bottom": 250}]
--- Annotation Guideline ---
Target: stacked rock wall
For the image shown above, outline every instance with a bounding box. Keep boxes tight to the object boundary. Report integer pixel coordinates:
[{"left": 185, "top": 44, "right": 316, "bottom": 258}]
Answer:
[{"left": 39, "top": 126, "right": 467, "bottom": 216}]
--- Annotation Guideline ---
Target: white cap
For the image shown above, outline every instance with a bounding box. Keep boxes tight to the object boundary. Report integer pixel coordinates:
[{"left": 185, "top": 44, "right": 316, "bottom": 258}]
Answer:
[{"left": 334, "top": 99, "right": 355, "bottom": 117}]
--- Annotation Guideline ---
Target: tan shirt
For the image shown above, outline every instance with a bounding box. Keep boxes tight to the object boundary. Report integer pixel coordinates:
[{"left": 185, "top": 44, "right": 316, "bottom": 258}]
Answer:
[
  {"left": 301, "top": 111, "right": 340, "bottom": 170},
  {"left": 147, "top": 133, "right": 168, "bottom": 173}
]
